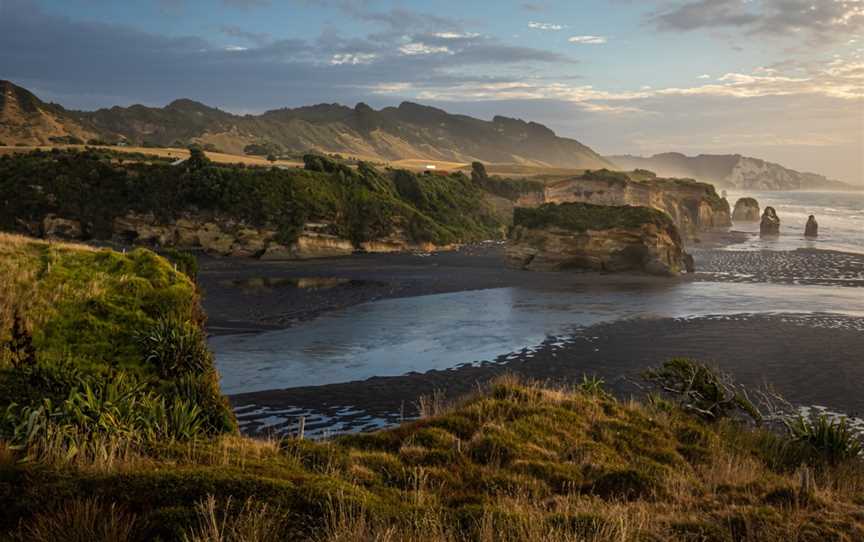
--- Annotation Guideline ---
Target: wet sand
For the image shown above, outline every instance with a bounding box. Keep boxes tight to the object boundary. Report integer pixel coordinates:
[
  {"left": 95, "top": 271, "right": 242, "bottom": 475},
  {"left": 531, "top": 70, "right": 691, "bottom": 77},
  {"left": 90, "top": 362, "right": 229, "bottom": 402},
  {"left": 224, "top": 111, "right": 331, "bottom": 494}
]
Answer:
[
  {"left": 230, "top": 313, "right": 864, "bottom": 437},
  {"left": 197, "top": 242, "right": 864, "bottom": 437},
  {"left": 200, "top": 242, "right": 864, "bottom": 335}
]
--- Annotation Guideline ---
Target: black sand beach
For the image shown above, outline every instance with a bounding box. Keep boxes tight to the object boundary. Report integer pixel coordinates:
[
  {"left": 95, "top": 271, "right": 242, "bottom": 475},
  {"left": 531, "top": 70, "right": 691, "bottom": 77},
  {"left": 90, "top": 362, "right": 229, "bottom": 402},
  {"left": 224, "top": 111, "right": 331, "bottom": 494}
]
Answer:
[{"left": 198, "top": 243, "right": 864, "bottom": 437}]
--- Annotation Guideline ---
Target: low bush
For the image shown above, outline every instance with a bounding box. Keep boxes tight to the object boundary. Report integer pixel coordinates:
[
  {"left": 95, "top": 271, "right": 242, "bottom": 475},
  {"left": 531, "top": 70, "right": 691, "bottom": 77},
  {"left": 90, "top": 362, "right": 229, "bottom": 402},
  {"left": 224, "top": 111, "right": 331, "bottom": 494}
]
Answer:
[{"left": 785, "top": 414, "right": 863, "bottom": 465}]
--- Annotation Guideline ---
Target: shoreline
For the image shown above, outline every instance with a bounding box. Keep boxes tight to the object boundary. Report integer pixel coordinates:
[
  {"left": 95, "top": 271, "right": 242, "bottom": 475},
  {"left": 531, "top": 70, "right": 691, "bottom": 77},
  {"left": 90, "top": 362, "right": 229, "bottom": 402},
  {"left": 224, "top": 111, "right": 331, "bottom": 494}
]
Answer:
[
  {"left": 195, "top": 239, "right": 864, "bottom": 437},
  {"left": 230, "top": 312, "right": 864, "bottom": 437},
  {"left": 200, "top": 239, "right": 864, "bottom": 336}
]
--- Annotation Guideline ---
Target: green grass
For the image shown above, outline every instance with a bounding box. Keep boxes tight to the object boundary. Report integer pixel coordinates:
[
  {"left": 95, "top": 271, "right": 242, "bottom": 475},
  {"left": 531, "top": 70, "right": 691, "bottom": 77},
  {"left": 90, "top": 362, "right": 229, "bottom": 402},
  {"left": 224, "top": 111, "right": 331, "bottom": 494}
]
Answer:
[
  {"left": 513, "top": 202, "right": 676, "bottom": 234},
  {"left": 0, "top": 233, "right": 198, "bottom": 373},
  {"left": 2, "top": 376, "right": 863, "bottom": 541},
  {"left": 0, "top": 234, "right": 235, "bottom": 454}
]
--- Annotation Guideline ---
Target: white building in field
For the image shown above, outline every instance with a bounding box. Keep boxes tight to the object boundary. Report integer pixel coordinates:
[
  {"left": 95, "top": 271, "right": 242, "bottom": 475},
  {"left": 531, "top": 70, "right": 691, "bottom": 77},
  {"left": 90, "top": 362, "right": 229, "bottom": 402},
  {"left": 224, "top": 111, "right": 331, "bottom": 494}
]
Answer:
[{"left": 425, "top": 164, "right": 437, "bottom": 170}]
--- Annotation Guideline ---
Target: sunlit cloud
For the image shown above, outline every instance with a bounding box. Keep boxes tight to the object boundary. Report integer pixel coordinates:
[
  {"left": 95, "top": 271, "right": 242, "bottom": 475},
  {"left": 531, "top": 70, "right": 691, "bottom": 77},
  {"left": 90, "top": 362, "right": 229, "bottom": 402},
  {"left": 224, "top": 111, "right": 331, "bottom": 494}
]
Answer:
[
  {"left": 528, "top": 22, "right": 565, "bottom": 30},
  {"left": 568, "top": 35, "right": 607, "bottom": 44}
]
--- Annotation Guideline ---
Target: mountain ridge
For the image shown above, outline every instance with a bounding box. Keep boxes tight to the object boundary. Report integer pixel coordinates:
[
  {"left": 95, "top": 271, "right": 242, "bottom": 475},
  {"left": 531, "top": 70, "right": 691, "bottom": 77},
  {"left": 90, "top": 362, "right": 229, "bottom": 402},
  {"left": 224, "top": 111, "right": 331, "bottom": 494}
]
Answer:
[{"left": 0, "top": 80, "right": 613, "bottom": 169}]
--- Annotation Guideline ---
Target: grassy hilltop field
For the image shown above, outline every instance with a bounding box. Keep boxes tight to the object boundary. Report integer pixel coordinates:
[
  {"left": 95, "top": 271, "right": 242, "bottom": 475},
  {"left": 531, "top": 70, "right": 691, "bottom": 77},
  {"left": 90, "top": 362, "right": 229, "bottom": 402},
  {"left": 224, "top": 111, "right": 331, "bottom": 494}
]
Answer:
[{"left": 1, "top": 235, "right": 864, "bottom": 541}]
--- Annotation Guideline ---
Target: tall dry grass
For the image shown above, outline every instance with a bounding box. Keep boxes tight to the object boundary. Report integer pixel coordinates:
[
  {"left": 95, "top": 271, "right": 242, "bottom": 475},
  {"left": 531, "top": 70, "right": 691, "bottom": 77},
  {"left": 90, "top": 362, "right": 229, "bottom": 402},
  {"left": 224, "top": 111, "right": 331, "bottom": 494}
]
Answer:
[
  {"left": 183, "top": 495, "right": 288, "bottom": 542},
  {"left": 19, "top": 498, "right": 137, "bottom": 542}
]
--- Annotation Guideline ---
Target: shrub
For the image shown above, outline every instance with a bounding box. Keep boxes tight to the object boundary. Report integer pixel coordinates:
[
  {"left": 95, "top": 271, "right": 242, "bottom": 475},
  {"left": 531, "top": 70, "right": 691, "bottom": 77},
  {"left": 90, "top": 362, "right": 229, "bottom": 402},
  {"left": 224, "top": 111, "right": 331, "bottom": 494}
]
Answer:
[
  {"left": 138, "top": 318, "right": 212, "bottom": 379},
  {"left": 162, "top": 249, "right": 199, "bottom": 282},
  {"left": 644, "top": 358, "right": 761, "bottom": 422},
  {"left": 785, "top": 414, "right": 863, "bottom": 465},
  {"left": 2, "top": 312, "right": 36, "bottom": 369},
  {"left": 514, "top": 202, "right": 675, "bottom": 234}
]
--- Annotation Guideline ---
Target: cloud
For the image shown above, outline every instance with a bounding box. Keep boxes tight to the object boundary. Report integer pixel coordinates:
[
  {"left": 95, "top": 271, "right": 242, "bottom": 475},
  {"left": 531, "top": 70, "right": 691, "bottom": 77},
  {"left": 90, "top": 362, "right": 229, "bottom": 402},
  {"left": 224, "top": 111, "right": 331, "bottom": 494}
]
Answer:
[
  {"left": 219, "top": 25, "right": 272, "bottom": 46},
  {"left": 651, "top": 0, "right": 864, "bottom": 45},
  {"left": 528, "top": 22, "right": 565, "bottom": 31},
  {"left": 568, "top": 35, "right": 607, "bottom": 44},
  {"left": 398, "top": 42, "right": 452, "bottom": 56},
  {"left": 433, "top": 32, "right": 481, "bottom": 39},
  {"left": 0, "top": 0, "right": 572, "bottom": 111},
  {"left": 330, "top": 52, "right": 377, "bottom": 65},
  {"left": 697, "top": 74, "right": 711, "bottom": 79}
]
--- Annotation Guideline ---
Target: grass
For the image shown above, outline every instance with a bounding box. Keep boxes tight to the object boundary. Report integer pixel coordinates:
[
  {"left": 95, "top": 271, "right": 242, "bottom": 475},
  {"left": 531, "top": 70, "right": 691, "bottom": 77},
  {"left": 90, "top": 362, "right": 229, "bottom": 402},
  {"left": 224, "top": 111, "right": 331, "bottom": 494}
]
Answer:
[
  {"left": 513, "top": 202, "right": 677, "bottom": 234},
  {"left": 0, "top": 235, "right": 235, "bottom": 466},
  {"left": 0, "top": 232, "right": 199, "bottom": 373},
  {"left": 2, "top": 375, "right": 863, "bottom": 540}
]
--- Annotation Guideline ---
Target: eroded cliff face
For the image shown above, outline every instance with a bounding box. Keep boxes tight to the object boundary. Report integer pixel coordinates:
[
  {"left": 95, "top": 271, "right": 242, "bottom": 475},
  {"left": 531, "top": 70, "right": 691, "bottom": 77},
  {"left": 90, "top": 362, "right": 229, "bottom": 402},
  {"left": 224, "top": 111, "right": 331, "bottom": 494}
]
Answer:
[
  {"left": 506, "top": 203, "right": 694, "bottom": 276},
  {"left": 26, "top": 212, "right": 451, "bottom": 259},
  {"left": 540, "top": 175, "right": 731, "bottom": 236}
]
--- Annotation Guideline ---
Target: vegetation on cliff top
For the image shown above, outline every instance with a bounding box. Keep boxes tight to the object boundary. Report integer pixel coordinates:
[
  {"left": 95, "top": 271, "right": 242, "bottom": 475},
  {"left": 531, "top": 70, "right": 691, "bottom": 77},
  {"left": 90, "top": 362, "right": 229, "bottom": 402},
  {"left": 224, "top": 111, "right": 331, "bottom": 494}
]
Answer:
[
  {"left": 514, "top": 202, "right": 677, "bottom": 234},
  {"left": 0, "top": 149, "right": 503, "bottom": 248},
  {"left": 0, "top": 234, "right": 234, "bottom": 461}
]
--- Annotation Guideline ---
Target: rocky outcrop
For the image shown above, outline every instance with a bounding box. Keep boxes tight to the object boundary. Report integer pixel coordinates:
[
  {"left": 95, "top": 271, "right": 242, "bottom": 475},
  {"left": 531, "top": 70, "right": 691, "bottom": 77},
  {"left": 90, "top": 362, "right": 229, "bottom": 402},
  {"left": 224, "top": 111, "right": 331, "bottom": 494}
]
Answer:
[
  {"left": 29, "top": 209, "right": 456, "bottom": 260},
  {"left": 506, "top": 203, "right": 693, "bottom": 276},
  {"left": 760, "top": 207, "right": 781, "bottom": 236},
  {"left": 732, "top": 198, "right": 760, "bottom": 222},
  {"left": 110, "top": 213, "right": 455, "bottom": 259},
  {"left": 540, "top": 171, "right": 731, "bottom": 236},
  {"left": 805, "top": 215, "right": 819, "bottom": 238},
  {"left": 41, "top": 215, "right": 83, "bottom": 240}
]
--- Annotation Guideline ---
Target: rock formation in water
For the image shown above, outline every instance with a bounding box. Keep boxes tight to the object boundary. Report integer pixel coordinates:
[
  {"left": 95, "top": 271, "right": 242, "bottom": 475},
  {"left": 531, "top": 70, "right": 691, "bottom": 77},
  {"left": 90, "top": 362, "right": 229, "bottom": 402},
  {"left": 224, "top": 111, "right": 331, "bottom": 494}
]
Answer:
[
  {"left": 732, "top": 197, "right": 761, "bottom": 222},
  {"left": 505, "top": 202, "right": 694, "bottom": 276},
  {"left": 760, "top": 207, "right": 781, "bottom": 236},
  {"left": 538, "top": 170, "right": 731, "bottom": 236},
  {"left": 805, "top": 215, "right": 819, "bottom": 238}
]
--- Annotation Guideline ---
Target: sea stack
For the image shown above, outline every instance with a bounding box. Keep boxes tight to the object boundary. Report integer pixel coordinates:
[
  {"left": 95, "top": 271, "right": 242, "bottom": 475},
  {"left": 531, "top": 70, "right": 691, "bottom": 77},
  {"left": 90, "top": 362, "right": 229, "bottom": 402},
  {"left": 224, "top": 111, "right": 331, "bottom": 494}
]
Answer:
[
  {"left": 760, "top": 207, "right": 781, "bottom": 236},
  {"left": 732, "top": 197, "right": 760, "bottom": 222},
  {"left": 805, "top": 215, "right": 819, "bottom": 238},
  {"left": 506, "top": 202, "right": 694, "bottom": 276}
]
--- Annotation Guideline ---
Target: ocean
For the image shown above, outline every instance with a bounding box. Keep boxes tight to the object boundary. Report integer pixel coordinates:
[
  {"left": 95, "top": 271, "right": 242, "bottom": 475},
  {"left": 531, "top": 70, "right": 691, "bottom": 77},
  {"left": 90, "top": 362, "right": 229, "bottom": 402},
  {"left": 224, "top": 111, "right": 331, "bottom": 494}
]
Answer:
[{"left": 725, "top": 190, "right": 864, "bottom": 255}]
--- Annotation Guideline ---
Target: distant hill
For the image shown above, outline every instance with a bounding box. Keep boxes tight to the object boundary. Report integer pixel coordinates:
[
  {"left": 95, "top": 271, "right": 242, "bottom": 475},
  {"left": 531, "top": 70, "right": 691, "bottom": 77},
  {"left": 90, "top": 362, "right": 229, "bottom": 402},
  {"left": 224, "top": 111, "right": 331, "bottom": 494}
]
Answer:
[
  {"left": 0, "top": 80, "right": 613, "bottom": 169},
  {"left": 0, "top": 80, "right": 97, "bottom": 145},
  {"left": 607, "top": 152, "right": 854, "bottom": 191}
]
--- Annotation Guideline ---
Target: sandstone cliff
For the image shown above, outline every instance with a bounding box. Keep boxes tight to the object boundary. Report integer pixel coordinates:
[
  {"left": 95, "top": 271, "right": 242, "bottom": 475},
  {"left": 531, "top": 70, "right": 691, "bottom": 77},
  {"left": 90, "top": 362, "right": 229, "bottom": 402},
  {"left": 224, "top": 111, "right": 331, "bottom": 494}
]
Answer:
[
  {"left": 506, "top": 203, "right": 693, "bottom": 276},
  {"left": 538, "top": 171, "right": 731, "bottom": 236},
  {"left": 110, "top": 213, "right": 450, "bottom": 259}
]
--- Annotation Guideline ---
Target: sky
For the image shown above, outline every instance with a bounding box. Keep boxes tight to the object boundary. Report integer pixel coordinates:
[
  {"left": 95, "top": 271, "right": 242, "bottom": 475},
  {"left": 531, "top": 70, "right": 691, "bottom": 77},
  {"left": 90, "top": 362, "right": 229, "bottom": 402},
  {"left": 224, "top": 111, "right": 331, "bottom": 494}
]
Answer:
[{"left": 1, "top": 0, "right": 862, "bottom": 183}]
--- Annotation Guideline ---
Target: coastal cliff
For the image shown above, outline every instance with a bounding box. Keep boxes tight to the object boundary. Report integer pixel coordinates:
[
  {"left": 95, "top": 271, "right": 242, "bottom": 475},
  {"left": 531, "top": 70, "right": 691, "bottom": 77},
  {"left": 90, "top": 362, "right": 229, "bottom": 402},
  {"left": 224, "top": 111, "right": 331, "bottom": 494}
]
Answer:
[
  {"left": 608, "top": 152, "right": 853, "bottom": 191},
  {"left": 541, "top": 170, "right": 731, "bottom": 235},
  {"left": 506, "top": 202, "right": 693, "bottom": 276},
  {"left": 0, "top": 149, "right": 499, "bottom": 258}
]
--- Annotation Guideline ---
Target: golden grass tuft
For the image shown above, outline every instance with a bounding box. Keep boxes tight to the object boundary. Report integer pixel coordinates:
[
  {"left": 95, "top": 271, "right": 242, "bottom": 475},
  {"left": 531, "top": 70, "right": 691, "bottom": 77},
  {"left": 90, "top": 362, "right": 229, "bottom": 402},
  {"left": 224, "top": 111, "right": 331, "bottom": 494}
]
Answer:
[{"left": 20, "top": 498, "right": 137, "bottom": 542}]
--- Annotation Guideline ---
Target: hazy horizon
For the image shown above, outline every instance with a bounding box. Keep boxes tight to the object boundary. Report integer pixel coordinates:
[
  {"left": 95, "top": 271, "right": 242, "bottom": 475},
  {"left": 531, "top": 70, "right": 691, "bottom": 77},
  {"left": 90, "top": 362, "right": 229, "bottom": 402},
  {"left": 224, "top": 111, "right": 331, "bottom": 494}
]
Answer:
[{"left": 2, "top": 0, "right": 861, "bottom": 183}]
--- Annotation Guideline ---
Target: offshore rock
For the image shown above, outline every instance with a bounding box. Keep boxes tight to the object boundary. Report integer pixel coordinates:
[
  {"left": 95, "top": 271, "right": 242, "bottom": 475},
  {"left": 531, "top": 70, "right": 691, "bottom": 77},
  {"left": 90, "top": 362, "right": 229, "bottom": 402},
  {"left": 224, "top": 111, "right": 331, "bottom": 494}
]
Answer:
[
  {"left": 760, "top": 207, "right": 781, "bottom": 237},
  {"left": 805, "top": 215, "right": 819, "bottom": 238},
  {"left": 732, "top": 198, "right": 761, "bottom": 222},
  {"left": 506, "top": 202, "right": 693, "bottom": 277}
]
